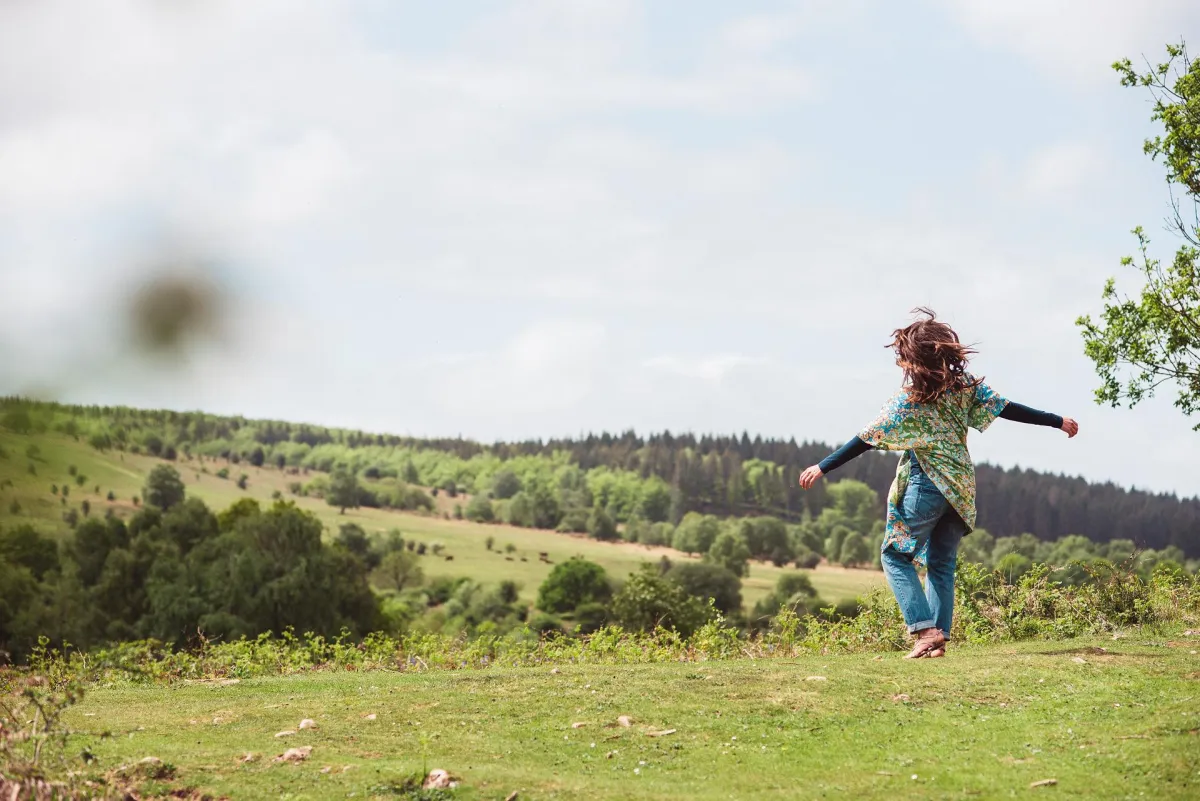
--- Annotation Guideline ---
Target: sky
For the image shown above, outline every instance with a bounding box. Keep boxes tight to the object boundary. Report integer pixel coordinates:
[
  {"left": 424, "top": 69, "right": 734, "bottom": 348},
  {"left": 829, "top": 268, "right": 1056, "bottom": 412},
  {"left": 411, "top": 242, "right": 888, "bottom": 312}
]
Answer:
[{"left": 1, "top": 0, "right": 1199, "bottom": 498}]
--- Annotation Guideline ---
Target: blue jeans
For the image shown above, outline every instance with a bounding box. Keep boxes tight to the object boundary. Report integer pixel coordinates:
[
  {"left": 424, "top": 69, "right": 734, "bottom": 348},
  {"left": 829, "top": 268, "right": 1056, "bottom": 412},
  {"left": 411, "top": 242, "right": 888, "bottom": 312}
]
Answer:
[{"left": 880, "top": 459, "right": 967, "bottom": 636}]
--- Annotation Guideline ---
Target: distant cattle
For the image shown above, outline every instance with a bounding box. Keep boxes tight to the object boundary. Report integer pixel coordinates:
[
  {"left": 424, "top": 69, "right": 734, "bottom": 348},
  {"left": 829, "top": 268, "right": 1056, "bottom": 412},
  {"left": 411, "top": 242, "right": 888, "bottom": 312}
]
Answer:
[{"left": 445, "top": 555, "right": 454, "bottom": 561}]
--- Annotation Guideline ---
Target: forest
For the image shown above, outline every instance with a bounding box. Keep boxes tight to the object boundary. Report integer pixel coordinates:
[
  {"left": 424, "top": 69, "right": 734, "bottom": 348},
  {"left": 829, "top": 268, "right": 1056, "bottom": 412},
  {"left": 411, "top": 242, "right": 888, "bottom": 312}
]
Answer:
[{"left": 2, "top": 398, "right": 1196, "bottom": 556}]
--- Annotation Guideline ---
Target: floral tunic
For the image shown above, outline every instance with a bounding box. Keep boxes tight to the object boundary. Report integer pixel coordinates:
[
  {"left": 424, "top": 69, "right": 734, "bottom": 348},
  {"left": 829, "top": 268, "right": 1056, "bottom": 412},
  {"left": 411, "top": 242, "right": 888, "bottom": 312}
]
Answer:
[{"left": 857, "top": 375, "right": 1008, "bottom": 565}]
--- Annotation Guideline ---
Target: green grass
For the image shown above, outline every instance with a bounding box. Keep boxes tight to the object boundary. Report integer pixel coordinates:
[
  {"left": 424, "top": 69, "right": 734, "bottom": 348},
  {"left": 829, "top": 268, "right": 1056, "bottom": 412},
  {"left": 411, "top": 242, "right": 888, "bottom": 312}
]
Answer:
[
  {"left": 0, "top": 432, "right": 881, "bottom": 610},
  {"left": 63, "top": 634, "right": 1200, "bottom": 800}
]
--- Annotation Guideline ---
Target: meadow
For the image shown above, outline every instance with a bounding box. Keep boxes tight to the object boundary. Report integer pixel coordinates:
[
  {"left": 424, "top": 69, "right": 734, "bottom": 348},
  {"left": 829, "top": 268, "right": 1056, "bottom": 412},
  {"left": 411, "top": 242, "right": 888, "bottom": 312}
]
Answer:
[
  {"left": 42, "top": 633, "right": 1200, "bottom": 800},
  {"left": 0, "top": 431, "right": 881, "bottom": 611}
]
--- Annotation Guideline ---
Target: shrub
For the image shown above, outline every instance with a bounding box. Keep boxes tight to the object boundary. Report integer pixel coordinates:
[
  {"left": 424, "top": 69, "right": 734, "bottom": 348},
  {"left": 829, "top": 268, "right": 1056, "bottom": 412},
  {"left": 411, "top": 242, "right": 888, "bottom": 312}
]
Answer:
[
  {"left": 751, "top": 573, "right": 823, "bottom": 629},
  {"left": 505, "top": 492, "right": 535, "bottom": 528},
  {"left": 573, "top": 601, "right": 609, "bottom": 634},
  {"left": 9, "top": 499, "right": 21, "bottom": 515},
  {"left": 610, "top": 564, "right": 712, "bottom": 637},
  {"left": 706, "top": 530, "right": 751, "bottom": 577},
  {"left": 236, "top": 474, "right": 249, "bottom": 490},
  {"left": 80, "top": 500, "right": 91, "bottom": 517},
  {"left": 555, "top": 508, "right": 589, "bottom": 533},
  {"left": 485, "top": 535, "right": 495, "bottom": 551},
  {"left": 527, "top": 613, "right": 564, "bottom": 636},
  {"left": 794, "top": 550, "right": 821, "bottom": 570},
  {"left": 996, "top": 553, "right": 1033, "bottom": 584},
  {"left": 666, "top": 562, "right": 743, "bottom": 615},
  {"left": 586, "top": 506, "right": 618, "bottom": 541},
  {"left": 466, "top": 495, "right": 495, "bottom": 523},
  {"left": 106, "top": 491, "right": 115, "bottom": 502},
  {"left": 537, "top": 558, "right": 611, "bottom": 614},
  {"left": 215, "top": 467, "right": 230, "bottom": 480}
]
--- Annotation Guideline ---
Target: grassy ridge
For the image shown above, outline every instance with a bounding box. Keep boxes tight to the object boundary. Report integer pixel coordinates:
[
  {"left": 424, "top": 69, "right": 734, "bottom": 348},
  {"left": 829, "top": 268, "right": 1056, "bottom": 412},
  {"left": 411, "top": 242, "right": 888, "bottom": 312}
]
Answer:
[
  {"left": 64, "top": 634, "right": 1200, "bottom": 800},
  {"left": 0, "top": 432, "right": 881, "bottom": 609}
]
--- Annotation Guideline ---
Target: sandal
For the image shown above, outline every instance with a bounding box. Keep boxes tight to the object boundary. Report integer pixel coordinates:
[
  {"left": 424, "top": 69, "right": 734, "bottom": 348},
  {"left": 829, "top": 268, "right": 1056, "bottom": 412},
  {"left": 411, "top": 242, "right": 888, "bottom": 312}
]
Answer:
[{"left": 903, "top": 628, "right": 946, "bottom": 659}]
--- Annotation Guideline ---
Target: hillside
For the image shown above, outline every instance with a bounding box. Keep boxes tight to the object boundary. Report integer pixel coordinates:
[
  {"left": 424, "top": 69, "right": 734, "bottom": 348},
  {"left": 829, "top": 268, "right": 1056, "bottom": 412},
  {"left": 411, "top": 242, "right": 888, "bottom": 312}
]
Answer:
[
  {"left": 0, "top": 429, "right": 880, "bottom": 611},
  {"left": 3, "top": 398, "right": 1198, "bottom": 555},
  {"left": 54, "top": 634, "right": 1200, "bottom": 800}
]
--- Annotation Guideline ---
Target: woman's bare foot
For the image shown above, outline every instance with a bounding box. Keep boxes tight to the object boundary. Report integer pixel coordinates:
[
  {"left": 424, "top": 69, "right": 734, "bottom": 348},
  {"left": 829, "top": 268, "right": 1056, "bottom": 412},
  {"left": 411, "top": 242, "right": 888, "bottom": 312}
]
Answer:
[{"left": 903, "top": 628, "right": 946, "bottom": 659}]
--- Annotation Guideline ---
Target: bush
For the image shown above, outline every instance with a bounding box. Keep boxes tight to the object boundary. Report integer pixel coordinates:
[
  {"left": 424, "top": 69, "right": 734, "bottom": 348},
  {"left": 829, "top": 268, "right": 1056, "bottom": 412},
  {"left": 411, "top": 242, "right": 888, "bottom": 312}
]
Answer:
[
  {"left": 465, "top": 495, "right": 494, "bottom": 523},
  {"left": 555, "top": 508, "right": 589, "bottom": 533},
  {"left": 236, "top": 474, "right": 249, "bottom": 490},
  {"left": 794, "top": 549, "right": 821, "bottom": 569},
  {"left": 537, "top": 558, "right": 612, "bottom": 614},
  {"left": 215, "top": 467, "right": 230, "bottom": 480},
  {"left": 106, "top": 491, "right": 116, "bottom": 502},
  {"left": 751, "top": 573, "right": 823, "bottom": 629},
  {"left": 505, "top": 492, "right": 535, "bottom": 528},
  {"left": 838, "top": 534, "right": 871, "bottom": 567},
  {"left": 573, "top": 601, "right": 609, "bottom": 634},
  {"left": 485, "top": 535, "right": 495, "bottom": 551},
  {"left": 706, "top": 530, "right": 750, "bottom": 577},
  {"left": 586, "top": 506, "right": 618, "bottom": 541},
  {"left": 610, "top": 564, "right": 712, "bottom": 636},
  {"left": 666, "top": 562, "right": 743, "bottom": 615},
  {"left": 527, "top": 612, "right": 564, "bottom": 636},
  {"left": 997, "top": 553, "right": 1033, "bottom": 584}
]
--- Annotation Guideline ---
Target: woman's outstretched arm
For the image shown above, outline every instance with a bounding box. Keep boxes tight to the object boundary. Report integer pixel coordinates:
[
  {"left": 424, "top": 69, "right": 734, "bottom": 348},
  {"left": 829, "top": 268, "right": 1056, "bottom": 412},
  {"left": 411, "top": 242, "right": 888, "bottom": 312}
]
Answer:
[
  {"left": 799, "top": 436, "right": 872, "bottom": 488},
  {"left": 1000, "top": 401, "right": 1079, "bottom": 437}
]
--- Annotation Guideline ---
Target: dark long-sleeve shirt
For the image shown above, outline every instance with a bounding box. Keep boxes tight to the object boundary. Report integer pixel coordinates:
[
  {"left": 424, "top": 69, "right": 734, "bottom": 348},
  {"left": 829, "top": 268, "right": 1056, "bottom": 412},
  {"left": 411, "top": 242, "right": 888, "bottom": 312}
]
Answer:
[{"left": 816, "top": 400, "right": 1063, "bottom": 475}]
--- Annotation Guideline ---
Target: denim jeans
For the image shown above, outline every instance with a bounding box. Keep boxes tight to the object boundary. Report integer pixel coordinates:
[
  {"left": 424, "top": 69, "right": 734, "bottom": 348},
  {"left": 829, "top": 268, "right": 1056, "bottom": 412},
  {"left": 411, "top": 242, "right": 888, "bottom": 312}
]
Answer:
[{"left": 880, "top": 456, "right": 967, "bottom": 636}]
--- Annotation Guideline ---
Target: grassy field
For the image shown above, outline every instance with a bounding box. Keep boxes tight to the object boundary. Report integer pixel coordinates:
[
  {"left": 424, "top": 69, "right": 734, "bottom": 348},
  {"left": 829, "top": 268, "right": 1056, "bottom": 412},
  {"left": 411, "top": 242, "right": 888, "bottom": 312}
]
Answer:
[
  {"left": 0, "top": 432, "right": 881, "bottom": 610},
  {"left": 60, "top": 633, "right": 1200, "bottom": 800}
]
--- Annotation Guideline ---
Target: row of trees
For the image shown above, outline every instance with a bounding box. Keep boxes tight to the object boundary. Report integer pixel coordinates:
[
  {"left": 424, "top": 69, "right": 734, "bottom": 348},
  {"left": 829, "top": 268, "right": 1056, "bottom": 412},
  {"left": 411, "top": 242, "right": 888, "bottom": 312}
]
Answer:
[{"left": 4, "top": 398, "right": 1199, "bottom": 555}]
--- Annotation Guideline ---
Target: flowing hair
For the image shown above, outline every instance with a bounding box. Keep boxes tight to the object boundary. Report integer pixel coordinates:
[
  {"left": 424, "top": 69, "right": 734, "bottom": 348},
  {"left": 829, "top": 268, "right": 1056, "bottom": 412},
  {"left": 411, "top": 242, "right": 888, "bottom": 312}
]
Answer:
[{"left": 887, "top": 308, "right": 982, "bottom": 404}]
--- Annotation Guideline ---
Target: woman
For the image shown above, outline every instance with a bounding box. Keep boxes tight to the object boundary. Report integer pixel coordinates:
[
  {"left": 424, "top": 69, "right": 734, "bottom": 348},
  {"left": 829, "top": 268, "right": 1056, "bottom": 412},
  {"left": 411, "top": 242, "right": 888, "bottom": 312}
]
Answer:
[{"left": 799, "top": 309, "right": 1078, "bottom": 659}]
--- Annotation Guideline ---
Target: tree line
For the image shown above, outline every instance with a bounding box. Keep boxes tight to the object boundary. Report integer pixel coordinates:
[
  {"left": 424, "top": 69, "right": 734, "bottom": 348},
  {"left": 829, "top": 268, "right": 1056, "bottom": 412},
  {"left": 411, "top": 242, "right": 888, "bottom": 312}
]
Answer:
[{"left": 3, "top": 399, "right": 1198, "bottom": 556}]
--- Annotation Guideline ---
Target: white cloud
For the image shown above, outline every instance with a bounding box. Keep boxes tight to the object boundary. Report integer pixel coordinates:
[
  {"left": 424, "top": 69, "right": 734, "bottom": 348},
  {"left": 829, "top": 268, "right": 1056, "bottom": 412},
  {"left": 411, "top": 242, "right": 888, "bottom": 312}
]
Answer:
[
  {"left": 643, "top": 354, "right": 770, "bottom": 383},
  {"left": 1020, "top": 141, "right": 1102, "bottom": 200},
  {"left": 940, "top": 0, "right": 1200, "bottom": 84}
]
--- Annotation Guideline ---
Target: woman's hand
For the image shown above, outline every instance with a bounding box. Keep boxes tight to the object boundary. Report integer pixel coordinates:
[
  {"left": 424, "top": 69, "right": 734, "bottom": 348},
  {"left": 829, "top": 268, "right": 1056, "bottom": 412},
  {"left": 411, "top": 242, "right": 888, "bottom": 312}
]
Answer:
[
  {"left": 798, "top": 464, "right": 824, "bottom": 489},
  {"left": 1061, "top": 417, "right": 1079, "bottom": 438}
]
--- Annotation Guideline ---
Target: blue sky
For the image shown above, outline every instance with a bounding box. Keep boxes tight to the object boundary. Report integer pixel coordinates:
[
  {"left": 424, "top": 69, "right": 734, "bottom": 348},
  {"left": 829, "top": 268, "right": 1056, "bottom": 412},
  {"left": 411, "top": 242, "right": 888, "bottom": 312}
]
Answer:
[{"left": 1, "top": 0, "right": 1199, "bottom": 497}]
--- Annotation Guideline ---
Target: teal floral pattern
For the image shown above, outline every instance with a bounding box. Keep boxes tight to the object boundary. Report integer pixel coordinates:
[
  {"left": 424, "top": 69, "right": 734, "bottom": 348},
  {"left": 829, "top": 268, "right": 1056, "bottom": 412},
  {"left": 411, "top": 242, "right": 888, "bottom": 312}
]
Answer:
[{"left": 857, "top": 374, "right": 1008, "bottom": 565}]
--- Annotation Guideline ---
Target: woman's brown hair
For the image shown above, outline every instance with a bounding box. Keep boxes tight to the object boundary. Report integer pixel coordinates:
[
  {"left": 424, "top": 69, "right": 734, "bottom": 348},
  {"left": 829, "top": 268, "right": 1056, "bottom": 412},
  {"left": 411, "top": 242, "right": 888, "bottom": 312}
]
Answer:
[{"left": 888, "top": 308, "right": 982, "bottom": 404}]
